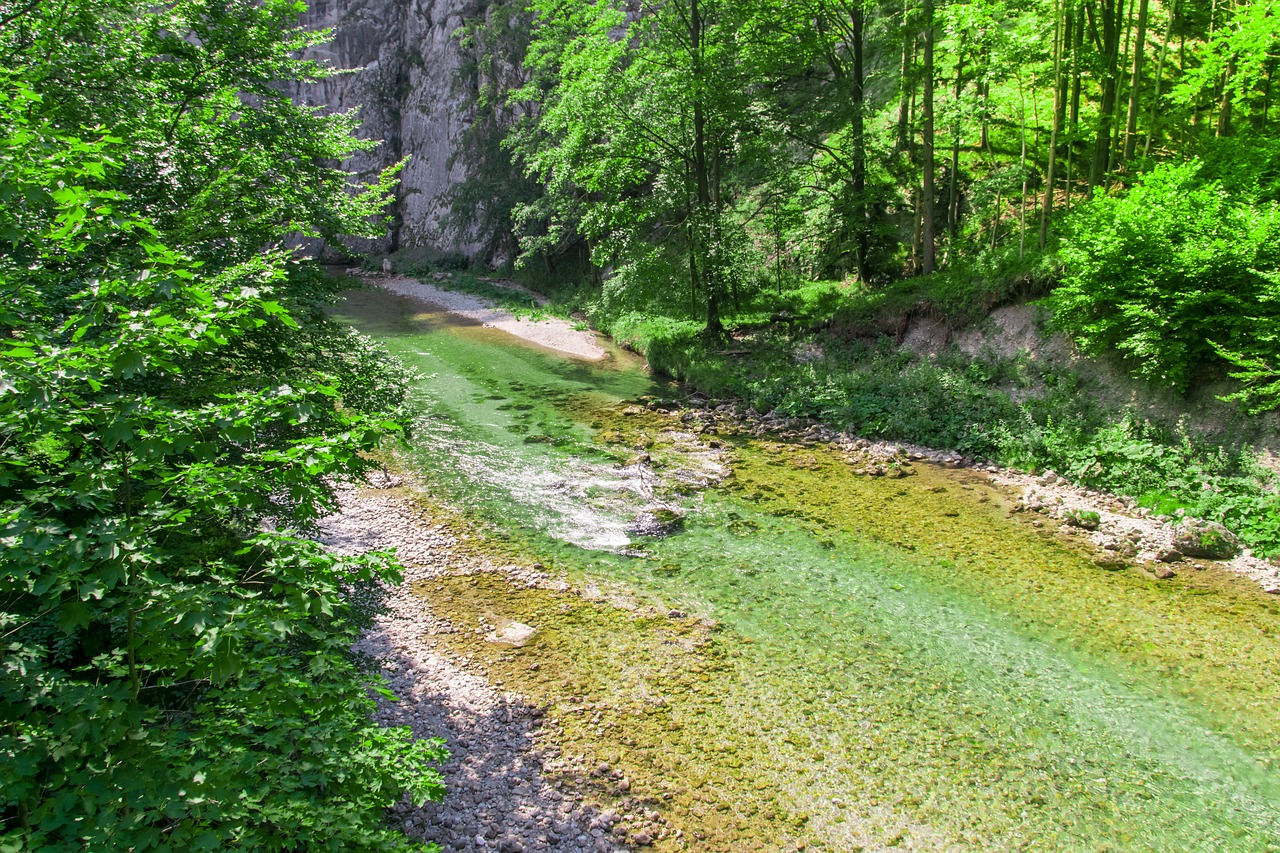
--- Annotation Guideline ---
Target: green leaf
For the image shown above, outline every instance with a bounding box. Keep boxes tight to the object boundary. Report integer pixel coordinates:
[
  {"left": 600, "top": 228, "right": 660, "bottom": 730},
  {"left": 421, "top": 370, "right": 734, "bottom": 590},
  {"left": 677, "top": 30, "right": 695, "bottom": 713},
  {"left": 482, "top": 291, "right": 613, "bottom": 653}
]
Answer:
[{"left": 113, "top": 350, "right": 147, "bottom": 379}]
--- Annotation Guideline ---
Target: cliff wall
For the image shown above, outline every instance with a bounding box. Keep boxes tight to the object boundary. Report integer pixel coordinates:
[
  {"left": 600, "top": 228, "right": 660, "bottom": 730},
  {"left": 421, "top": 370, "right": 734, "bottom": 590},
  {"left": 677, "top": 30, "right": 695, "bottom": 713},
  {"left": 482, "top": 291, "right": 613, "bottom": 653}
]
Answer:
[{"left": 295, "top": 0, "right": 487, "bottom": 257}]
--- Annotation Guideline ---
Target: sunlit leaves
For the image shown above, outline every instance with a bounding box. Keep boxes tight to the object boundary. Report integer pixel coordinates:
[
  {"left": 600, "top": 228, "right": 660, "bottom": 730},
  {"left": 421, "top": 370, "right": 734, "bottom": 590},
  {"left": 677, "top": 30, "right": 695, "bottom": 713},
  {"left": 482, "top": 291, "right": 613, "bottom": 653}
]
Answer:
[
  {"left": 1, "top": 4, "right": 441, "bottom": 850},
  {"left": 1049, "top": 159, "right": 1280, "bottom": 400}
]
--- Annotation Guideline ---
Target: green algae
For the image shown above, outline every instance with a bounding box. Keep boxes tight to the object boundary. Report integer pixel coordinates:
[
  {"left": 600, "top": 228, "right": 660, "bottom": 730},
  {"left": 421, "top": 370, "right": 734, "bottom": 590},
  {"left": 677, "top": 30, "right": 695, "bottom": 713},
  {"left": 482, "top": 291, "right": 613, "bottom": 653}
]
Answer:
[
  {"left": 339, "top": 288, "right": 1280, "bottom": 852},
  {"left": 416, "top": 573, "right": 810, "bottom": 852},
  {"left": 724, "top": 439, "right": 1280, "bottom": 756}
]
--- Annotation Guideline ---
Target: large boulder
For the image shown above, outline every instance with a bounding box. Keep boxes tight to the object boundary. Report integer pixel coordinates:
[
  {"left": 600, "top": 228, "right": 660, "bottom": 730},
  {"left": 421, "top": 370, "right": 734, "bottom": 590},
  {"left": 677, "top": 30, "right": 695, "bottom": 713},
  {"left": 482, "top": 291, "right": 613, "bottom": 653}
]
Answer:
[{"left": 1172, "top": 519, "right": 1240, "bottom": 560}]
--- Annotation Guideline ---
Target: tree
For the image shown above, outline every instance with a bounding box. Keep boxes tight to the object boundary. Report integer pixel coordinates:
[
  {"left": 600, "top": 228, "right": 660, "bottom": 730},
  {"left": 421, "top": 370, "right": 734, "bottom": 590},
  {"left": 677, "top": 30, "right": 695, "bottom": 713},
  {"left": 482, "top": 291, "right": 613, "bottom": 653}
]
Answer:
[
  {"left": 508, "top": 0, "right": 764, "bottom": 333},
  {"left": 1088, "top": 0, "right": 1125, "bottom": 195},
  {"left": 1, "top": 3, "right": 445, "bottom": 849},
  {"left": 921, "top": 0, "right": 938, "bottom": 273}
]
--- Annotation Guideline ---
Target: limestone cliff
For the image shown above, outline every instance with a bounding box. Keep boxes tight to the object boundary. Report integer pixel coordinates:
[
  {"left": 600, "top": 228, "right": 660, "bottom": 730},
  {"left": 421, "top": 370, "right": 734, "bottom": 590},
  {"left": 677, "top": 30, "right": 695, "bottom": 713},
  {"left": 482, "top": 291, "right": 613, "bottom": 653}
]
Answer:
[{"left": 295, "top": 0, "right": 487, "bottom": 257}]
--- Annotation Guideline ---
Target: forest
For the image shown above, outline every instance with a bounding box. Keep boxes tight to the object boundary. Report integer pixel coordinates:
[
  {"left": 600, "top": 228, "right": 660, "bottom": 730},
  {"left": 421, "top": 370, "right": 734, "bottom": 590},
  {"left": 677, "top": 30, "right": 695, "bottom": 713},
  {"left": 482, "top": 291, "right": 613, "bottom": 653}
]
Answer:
[{"left": 452, "top": 0, "right": 1280, "bottom": 409}]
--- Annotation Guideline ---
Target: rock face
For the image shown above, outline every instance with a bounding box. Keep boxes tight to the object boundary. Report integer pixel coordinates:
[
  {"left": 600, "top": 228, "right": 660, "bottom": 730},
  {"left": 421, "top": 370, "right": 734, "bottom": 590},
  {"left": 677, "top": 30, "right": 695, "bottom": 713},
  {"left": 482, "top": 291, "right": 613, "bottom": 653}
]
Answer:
[{"left": 293, "top": 0, "right": 488, "bottom": 257}]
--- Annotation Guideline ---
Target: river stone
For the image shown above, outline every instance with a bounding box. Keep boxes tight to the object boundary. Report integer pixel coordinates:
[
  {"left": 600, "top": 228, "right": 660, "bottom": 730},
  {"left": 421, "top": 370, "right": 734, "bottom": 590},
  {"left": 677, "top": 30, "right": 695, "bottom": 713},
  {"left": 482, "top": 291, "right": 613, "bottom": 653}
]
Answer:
[
  {"left": 1093, "top": 554, "right": 1127, "bottom": 571},
  {"left": 486, "top": 621, "right": 537, "bottom": 647},
  {"left": 627, "top": 507, "right": 684, "bottom": 537},
  {"left": 1172, "top": 519, "right": 1240, "bottom": 560}
]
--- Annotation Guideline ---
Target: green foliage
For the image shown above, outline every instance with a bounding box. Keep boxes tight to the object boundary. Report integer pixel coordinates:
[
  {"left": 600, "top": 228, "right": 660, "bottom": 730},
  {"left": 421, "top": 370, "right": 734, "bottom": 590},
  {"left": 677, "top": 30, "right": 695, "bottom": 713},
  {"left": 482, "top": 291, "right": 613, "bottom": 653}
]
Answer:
[
  {"left": 1049, "top": 160, "right": 1280, "bottom": 394},
  {"left": 508, "top": 0, "right": 770, "bottom": 330},
  {"left": 828, "top": 244, "right": 1056, "bottom": 334},
  {"left": 607, "top": 313, "right": 706, "bottom": 376},
  {"left": 379, "top": 247, "right": 472, "bottom": 275},
  {"left": 608, "top": 306, "right": 1280, "bottom": 556},
  {"left": 989, "top": 413, "right": 1280, "bottom": 556},
  {"left": 1, "top": 4, "right": 444, "bottom": 849}
]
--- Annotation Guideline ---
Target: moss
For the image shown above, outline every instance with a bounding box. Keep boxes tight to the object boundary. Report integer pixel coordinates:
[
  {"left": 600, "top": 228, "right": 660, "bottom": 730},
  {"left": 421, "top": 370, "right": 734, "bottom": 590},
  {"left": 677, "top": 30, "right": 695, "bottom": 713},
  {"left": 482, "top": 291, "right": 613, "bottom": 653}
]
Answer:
[
  {"left": 1063, "top": 508, "right": 1102, "bottom": 530},
  {"left": 416, "top": 574, "right": 811, "bottom": 851}
]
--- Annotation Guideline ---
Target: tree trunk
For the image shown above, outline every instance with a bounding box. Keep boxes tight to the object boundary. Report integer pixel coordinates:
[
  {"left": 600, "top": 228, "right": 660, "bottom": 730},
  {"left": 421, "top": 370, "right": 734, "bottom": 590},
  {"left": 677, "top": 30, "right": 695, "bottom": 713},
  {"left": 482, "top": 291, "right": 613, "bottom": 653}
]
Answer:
[
  {"left": 921, "top": 0, "right": 936, "bottom": 274},
  {"left": 981, "top": 77, "right": 991, "bottom": 151},
  {"left": 1263, "top": 58, "right": 1275, "bottom": 132},
  {"left": 1041, "top": 0, "right": 1069, "bottom": 249},
  {"left": 1067, "top": 5, "right": 1084, "bottom": 212},
  {"left": 948, "top": 37, "right": 965, "bottom": 239},
  {"left": 1018, "top": 71, "right": 1029, "bottom": 259},
  {"left": 912, "top": 186, "right": 924, "bottom": 272},
  {"left": 689, "top": 0, "right": 721, "bottom": 334},
  {"left": 897, "top": 6, "right": 914, "bottom": 153},
  {"left": 1218, "top": 57, "right": 1238, "bottom": 137},
  {"left": 1143, "top": 0, "right": 1177, "bottom": 158},
  {"left": 1088, "top": 0, "right": 1123, "bottom": 196},
  {"left": 851, "top": 2, "right": 869, "bottom": 282},
  {"left": 1122, "top": 0, "right": 1149, "bottom": 163},
  {"left": 688, "top": 218, "right": 700, "bottom": 316}
]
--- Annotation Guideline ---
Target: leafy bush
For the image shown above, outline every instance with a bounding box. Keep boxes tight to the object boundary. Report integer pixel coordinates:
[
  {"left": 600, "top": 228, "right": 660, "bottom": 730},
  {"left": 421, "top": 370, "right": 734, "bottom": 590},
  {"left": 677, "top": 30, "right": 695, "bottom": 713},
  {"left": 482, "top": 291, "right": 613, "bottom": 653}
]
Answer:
[
  {"left": 1, "top": 5, "right": 446, "bottom": 850},
  {"left": 1048, "top": 160, "right": 1280, "bottom": 394},
  {"left": 607, "top": 313, "right": 705, "bottom": 376},
  {"left": 990, "top": 414, "right": 1280, "bottom": 555}
]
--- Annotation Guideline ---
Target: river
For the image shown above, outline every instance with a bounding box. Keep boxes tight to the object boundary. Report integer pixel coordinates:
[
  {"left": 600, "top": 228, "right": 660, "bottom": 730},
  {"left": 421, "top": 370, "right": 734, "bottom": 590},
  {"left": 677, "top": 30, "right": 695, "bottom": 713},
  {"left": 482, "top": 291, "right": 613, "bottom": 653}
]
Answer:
[{"left": 337, "top": 287, "right": 1280, "bottom": 852}]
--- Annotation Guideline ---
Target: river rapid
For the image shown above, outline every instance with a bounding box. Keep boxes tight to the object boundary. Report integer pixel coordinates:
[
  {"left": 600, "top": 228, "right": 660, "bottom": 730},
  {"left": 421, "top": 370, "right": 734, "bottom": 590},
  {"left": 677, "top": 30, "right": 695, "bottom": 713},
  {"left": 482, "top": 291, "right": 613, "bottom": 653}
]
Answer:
[{"left": 337, "top": 287, "right": 1280, "bottom": 852}]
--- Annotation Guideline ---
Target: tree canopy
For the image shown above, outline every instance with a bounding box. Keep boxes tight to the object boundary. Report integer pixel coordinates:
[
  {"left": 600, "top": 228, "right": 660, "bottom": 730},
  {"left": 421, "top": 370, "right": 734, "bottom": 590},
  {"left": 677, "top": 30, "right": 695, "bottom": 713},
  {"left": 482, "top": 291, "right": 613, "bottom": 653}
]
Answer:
[
  {"left": 453, "top": 0, "right": 1280, "bottom": 406},
  {"left": 1, "top": 2, "right": 443, "bottom": 849}
]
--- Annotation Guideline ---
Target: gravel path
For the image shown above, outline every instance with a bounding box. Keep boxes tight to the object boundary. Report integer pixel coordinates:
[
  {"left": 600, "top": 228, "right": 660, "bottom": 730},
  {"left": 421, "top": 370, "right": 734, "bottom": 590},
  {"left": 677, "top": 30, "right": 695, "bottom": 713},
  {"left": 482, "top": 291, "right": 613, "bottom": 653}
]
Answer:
[
  {"left": 321, "top": 474, "right": 629, "bottom": 853},
  {"left": 369, "top": 274, "right": 607, "bottom": 361}
]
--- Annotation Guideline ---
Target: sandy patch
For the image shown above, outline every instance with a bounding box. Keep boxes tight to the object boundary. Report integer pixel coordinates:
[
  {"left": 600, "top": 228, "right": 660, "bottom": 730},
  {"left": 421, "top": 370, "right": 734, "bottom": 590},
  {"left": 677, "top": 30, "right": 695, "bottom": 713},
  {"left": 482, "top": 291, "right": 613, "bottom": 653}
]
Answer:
[{"left": 369, "top": 275, "right": 607, "bottom": 362}]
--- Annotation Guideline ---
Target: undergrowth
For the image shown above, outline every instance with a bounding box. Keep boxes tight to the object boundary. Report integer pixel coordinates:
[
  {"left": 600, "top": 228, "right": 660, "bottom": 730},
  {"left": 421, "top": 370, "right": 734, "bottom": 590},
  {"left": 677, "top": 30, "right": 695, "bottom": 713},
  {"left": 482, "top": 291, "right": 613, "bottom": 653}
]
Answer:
[{"left": 592, "top": 292, "right": 1280, "bottom": 558}]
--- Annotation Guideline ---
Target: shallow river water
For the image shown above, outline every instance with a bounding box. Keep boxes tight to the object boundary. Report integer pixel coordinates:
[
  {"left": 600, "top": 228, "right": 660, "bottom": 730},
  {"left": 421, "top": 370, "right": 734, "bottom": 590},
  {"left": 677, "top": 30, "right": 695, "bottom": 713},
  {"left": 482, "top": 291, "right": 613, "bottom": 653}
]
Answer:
[{"left": 338, "top": 288, "right": 1280, "bottom": 852}]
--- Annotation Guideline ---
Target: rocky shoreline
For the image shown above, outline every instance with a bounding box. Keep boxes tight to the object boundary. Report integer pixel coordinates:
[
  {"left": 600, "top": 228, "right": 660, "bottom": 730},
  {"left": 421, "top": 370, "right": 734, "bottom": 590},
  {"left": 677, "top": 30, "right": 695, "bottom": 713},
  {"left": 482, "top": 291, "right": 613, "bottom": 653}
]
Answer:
[
  {"left": 321, "top": 475, "right": 634, "bottom": 853},
  {"left": 361, "top": 273, "right": 608, "bottom": 361},
  {"left": 649, "top": 393, "right": 1280, "bottom": 595}
]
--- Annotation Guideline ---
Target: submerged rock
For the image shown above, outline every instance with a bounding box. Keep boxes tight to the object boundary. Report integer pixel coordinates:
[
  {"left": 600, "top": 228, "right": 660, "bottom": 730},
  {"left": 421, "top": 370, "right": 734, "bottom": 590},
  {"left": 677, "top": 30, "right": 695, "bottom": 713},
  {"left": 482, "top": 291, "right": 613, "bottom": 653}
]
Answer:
[
  {"left": 627, "top": 507, "right": 685, "bottom": 537},
  {"left": 486, "top": 621, "right": 538, "bottom": 647},
  {"left": 1093, "top": 554, "right": 1128, "bottom": 571},
  {"left": 1172, "top": 519, "right": 1241, "bottom": 560}
]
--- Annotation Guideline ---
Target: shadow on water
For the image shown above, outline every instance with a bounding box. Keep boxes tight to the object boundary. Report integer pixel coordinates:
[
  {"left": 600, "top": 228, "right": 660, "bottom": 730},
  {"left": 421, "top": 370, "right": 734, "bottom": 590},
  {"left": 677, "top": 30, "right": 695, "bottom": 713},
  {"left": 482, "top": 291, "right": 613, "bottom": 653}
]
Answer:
[{"left": 338, "top": 288, "right": 1280, "bottom": 852}]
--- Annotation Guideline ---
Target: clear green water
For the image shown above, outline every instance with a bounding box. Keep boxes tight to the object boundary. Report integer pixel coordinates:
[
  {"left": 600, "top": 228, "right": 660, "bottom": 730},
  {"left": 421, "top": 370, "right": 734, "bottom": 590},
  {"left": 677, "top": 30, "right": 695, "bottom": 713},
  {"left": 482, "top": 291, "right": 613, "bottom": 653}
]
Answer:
[{"left": 338, "top": 289, "right": 1280, "bottom": 852}]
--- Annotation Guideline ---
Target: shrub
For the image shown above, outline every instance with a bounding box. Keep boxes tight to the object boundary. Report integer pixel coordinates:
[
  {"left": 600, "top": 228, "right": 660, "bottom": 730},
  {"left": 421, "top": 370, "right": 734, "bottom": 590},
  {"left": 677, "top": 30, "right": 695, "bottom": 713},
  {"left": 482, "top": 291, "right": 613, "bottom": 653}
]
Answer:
[{"left": 1048, "top": 160, "right": 1280, "bottom": 395}]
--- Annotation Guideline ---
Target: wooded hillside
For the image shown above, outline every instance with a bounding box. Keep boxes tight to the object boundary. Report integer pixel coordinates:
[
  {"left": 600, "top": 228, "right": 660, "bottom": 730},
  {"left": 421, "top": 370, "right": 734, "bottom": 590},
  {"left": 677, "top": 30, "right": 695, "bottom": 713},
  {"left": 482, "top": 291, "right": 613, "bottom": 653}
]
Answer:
[{"left": 451, "top": 0, "right": 1280, "bottom": 408}]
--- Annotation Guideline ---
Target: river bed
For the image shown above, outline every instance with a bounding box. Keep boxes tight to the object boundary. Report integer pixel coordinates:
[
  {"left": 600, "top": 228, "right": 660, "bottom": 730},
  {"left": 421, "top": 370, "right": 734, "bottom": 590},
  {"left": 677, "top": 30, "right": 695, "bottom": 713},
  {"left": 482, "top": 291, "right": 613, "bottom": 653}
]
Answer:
[{"left": 335, "top": 287, "right": 1280, "bottom": 852}]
